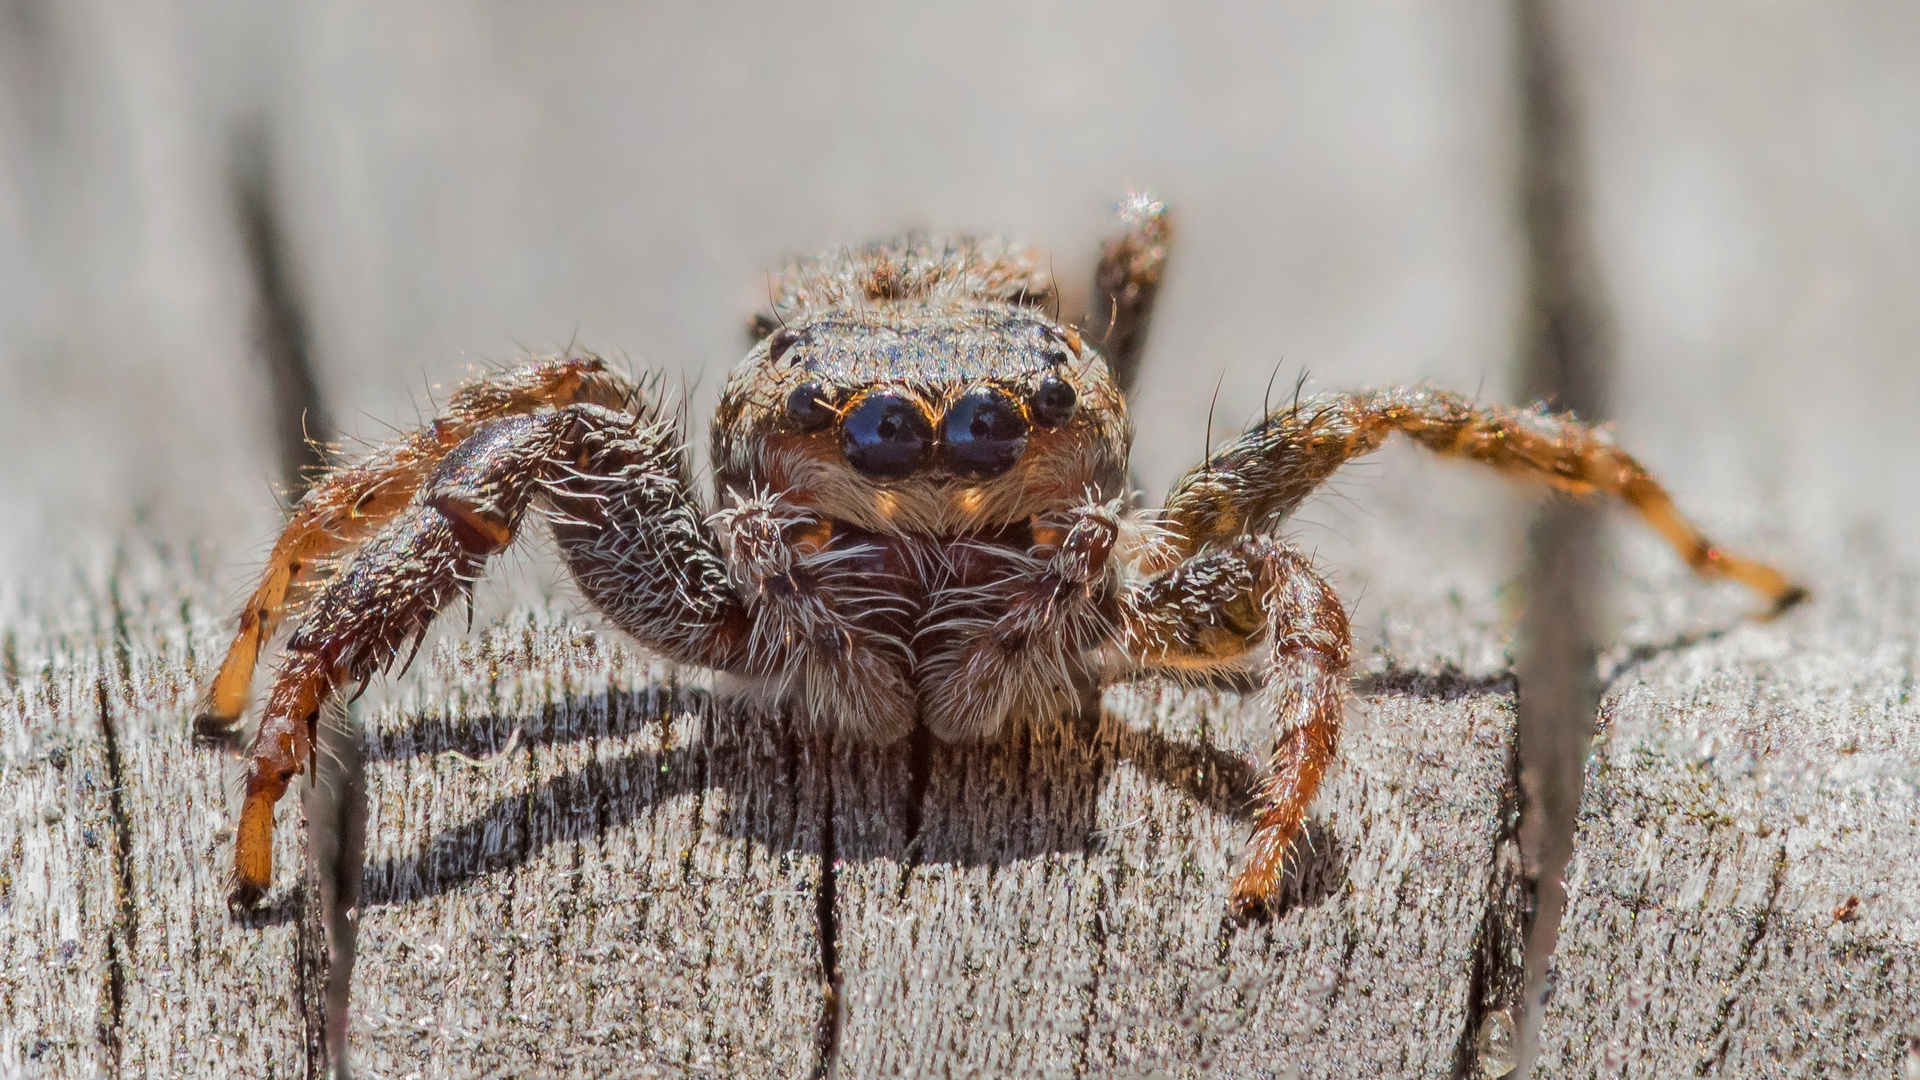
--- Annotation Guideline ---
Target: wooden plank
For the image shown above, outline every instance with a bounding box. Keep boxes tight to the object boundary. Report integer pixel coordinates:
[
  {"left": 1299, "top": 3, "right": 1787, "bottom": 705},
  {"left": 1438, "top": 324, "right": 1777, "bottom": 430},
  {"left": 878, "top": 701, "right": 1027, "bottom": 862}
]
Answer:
[
  {"left": 345, "top": 604, "right": 827, "bottom": 1077},
  {"left": 1534, "top": 542, "right": 1920, "bottom": 1077},
  {"left": 16, "top": 510, "right": 1533, "bottom": 1080},
  {"left": 0, "top": 593, "right": 116, "bottom": 1077},
  {"left": 829, "top": 676, "right": 1524, "bottom": 1079},
  {"left": 98, "top": 549, "right": 318, "bottom": 1077},
  {"left": 0, "top": 547, "right": 320, "bottom": 1078}
]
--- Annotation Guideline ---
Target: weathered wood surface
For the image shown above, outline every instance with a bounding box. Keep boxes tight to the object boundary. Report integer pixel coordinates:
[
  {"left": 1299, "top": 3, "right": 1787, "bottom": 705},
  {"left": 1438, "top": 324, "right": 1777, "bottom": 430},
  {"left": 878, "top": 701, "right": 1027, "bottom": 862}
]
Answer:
[
  {"left": 1533, "top": 543, "right": 1920, "bottom": 1077},
  {"left": 2, "top": 525, "right": 1528, "bottom": 1078},
  {"left": 2, "top": 551, "right": 317, "bottom": 1078},
  {"left": 4, "top": 4, "right": 1919, "bottom": 1079}
]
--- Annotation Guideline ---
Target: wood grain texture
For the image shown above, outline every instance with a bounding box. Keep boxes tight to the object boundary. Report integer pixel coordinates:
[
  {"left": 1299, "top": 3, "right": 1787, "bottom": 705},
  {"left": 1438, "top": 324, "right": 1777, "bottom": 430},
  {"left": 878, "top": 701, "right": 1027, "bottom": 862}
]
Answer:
[
  {"left": 1, "top": 592, "right": 117, "bottom": 1077},
  {"left": 1534, "top": 542, "right": 1920, "bottom": 1078},
  {"left": 829, "top": 674, "right": 1524, "bottom": 1079},
  {"left": 2, "top": 534, "right": 1529, "bottom": 1080},
  {"left": 3, "top": 547, "right": 322, "bottom": 1078},
  {"left": 347, "top": 610, "right": 828, "bottom": 1077}
]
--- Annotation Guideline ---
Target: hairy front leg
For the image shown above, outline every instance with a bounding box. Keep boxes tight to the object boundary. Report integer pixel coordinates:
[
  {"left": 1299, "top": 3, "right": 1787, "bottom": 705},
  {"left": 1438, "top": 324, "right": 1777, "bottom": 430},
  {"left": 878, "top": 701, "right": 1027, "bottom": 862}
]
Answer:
[
  {"left": 199, "top": 355, "right": 634, "bottom": 733},
  {"left": 231, "top": 411, "right": 572, "bottom": 907},
  {"left": 542, "top": 412, "right": 918, "bottom": 740},
  {"left": 1154, "top": 386, "right": 1805, "bottom": 612},
  {"left": 230, "top": 395, "right": 745, "bottom": 908},
  {"left": 1111, "top": 537, "right": 1350, "bottom": 919},
  {"left": 918, "top": 502, "right": 1122, "bottom": 742}
]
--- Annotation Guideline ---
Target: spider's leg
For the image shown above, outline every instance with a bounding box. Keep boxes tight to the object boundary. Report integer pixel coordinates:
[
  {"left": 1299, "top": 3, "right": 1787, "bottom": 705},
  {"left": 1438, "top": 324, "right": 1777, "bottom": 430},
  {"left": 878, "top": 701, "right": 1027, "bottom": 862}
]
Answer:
[
  {"left": 231, "top": 409, "right": 583, "bottom": 909},
  {"left": 1105, "top": 537, "right": 1349, "bottom": 919},
  {"left": 916, "top": 502, "right": 1121, "bottom": 742},
  {"left": 543, "top": 408, "right": 921, "bottom": 741},
  {"left": 199, "top": 355, "right": 636, "bottom": 733},
  {"left": 1157, "top": 386, "right": 1806, "bottom": 612},
  {"left": 538, "top": 404, "right": 751, "bottom": 674},
  {"left": 1086, "top": 192, "right": 1171, "bottom": 397}
]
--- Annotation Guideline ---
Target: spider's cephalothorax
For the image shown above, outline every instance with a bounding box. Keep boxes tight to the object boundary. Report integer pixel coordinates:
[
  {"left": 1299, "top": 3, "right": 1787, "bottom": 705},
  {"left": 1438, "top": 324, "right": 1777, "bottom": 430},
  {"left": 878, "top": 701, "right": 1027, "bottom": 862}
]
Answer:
[
  {"left": 198, "top": 194, "right": 1805, "bottom": 918},
  {"left": 700, "top": 234, "right": 1137, "bottom": 745}
]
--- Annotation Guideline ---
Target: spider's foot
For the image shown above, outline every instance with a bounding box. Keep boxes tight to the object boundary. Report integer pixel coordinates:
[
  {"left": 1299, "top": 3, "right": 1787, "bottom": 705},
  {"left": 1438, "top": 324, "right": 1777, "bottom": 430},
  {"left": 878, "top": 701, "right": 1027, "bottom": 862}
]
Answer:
[
  {"left": 226, "top": 877, "right": 268, "bottom": 918},
  {"left": 1225, "top": 877, "right": 1278, "bottom": 925},
  {"left": 1766, "top": 582, "right": 1812, "bottom": 619},
  {"left": 192, "top": 709, "right": 241, "bottom": 742}
]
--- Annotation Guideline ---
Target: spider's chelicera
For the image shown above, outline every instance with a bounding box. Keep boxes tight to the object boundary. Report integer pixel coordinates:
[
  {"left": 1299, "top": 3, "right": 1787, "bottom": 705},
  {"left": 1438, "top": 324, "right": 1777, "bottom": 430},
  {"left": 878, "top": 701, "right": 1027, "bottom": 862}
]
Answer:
[{"left": 198, "top": 194, "right": 1805, "bottom": 917}]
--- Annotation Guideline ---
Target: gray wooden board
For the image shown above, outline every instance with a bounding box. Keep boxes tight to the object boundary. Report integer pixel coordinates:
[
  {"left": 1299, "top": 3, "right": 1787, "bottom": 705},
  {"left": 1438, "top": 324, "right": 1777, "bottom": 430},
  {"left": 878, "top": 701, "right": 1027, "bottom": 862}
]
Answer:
[
  {"left": 0, "top": 482, "right": 1533, "bottom": 1080},
  {"left": 7, "top": 485, "right": 1917, "bottom": 1080},
  {"left": 1, "top": 545, "right": 317, "bottom": 1079},
  {"left": 347, "top": 611, "right": 826, "bottom": 1077},
  {"left": 829, "top": 677, "right": 1523, "bottom": 1080},
  {"left": 1534, "top": 538, "right": 1920, "bottom": 1078},
  {"left": 1, "top": 588, "right": 116, "bottom": 1077}
]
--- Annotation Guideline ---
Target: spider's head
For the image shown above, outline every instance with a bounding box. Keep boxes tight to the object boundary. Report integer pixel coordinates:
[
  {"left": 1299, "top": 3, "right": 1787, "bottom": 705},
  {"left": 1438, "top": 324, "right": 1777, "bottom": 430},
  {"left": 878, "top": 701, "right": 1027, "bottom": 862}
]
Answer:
[{"left": 712, "top": 237, "right": 1130, "bottom": 533}]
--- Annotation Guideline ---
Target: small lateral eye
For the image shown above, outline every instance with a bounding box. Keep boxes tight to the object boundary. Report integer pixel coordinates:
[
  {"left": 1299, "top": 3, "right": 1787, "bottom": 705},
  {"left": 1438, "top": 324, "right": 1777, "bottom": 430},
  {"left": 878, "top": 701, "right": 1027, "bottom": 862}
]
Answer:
[
  {"left": 1030, "top": 374, "right": 1078, "bottom": 427},
  {"left": 768, "top": 326, "right": 801, "bottom": 365},
  {"left": 786, "top": 383, "right": 838, "bottom": 432}
]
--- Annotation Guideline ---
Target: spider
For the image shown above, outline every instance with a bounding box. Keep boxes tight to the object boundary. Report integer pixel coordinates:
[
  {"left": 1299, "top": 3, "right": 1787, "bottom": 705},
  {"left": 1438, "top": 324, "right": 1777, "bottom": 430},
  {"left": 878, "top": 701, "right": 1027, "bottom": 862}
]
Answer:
[{"left": 198, "top": 193, "right": 1805, "bottom": 917}]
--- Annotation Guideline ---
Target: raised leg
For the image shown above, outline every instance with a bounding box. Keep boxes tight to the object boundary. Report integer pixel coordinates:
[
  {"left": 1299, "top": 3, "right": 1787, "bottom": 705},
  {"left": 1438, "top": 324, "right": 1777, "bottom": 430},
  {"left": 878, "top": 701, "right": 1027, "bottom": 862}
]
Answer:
[
  {"left": 1154, "top": 386, "right": 1806, "bottom": 612},
  {"left": 1086, "top": 192, "right": 1171, "bottom": 397},
  {"left": 197, "top": 355, "right": 633, "bottom": 734},
  {"left": 1109, "top": 536, "right": 1350, "bottom": 919},
  {"left": 232, "top": 410, "right": 570, "bottom": 907},
  {"left": 230, "top": 396, "right": 743, "bottom": 909},
  {"left": 917, "top": 502, "right": 1123, "bottom": 741}
]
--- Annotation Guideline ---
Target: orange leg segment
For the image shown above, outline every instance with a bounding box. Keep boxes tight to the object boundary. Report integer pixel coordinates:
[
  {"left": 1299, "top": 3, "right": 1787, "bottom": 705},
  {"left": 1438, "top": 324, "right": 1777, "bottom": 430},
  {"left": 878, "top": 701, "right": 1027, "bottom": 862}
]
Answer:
[
  {"left": 198, "top": 355, "right": 632, "bottom": 733},
  {"left": 1113, "top": 537, "right": 1350, "bottom": 918},
  {"left": 1158, "top": 386, "right": 1807, "bottom": 614}
]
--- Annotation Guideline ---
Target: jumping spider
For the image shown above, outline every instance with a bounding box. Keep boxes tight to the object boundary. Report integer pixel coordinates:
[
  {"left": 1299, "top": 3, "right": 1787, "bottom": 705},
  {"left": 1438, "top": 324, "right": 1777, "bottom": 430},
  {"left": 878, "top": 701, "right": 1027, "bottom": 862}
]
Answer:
[{"left": 199, "top": 193, "right": 1805, "bottom": 917}]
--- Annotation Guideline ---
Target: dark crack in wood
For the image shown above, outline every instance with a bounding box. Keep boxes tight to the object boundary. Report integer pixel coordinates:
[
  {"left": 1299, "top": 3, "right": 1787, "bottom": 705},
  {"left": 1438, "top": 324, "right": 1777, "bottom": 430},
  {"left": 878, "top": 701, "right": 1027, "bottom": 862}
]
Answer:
[
  {"left": 1451, "top": 710, "right": 1531, "bottom": 1080},
  {"left": 91, "top": 677, "right": 132, "bottom": 1075},
  {"left": 811, "top": 730, "right": 844, "bottom": 1080},
  {"left": 1506, "top": 2, "right": 1616, "bottom": 1071}
]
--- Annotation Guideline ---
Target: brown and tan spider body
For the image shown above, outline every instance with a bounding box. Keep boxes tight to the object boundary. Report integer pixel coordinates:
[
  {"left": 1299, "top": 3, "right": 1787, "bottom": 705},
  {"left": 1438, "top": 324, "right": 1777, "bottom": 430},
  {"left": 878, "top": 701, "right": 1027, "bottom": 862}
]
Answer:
[{"left": 199, "top": 194, "right": 1804, "bottom": 918}]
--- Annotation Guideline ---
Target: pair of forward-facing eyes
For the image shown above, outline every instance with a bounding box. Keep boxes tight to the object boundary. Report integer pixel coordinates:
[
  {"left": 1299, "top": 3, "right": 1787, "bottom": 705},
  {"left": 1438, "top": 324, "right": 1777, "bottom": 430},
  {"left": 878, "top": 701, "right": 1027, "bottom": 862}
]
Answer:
[{"left": 780, "top": 375, "right": 1079, "bottom": 480}]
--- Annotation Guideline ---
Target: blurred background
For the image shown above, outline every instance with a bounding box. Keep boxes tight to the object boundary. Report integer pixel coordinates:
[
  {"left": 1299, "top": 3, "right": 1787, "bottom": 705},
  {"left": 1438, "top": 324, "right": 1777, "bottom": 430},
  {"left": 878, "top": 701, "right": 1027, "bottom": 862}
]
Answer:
[
  {"left": 1, "top": 1, "right": 1914, "bottom": 1065},
  {"left": 6, "top": 1, "right": 1915, "bottom": 578}
]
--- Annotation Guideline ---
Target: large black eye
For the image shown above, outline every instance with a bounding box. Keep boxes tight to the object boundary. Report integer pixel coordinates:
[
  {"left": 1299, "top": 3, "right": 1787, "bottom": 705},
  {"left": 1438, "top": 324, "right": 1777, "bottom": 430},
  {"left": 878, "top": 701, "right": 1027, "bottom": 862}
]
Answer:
[
  {"left": 942, "top": 386, "right": 1030, "bottom": 479},
  {"left": 840, "top": 392, "right": 933, "bottom": 479},
  {"left": 786, "top": 383, "right": 837, "bottom": 432},
  {"left": 1030, "top": 374, "right": 1078, "bottom": 427}
]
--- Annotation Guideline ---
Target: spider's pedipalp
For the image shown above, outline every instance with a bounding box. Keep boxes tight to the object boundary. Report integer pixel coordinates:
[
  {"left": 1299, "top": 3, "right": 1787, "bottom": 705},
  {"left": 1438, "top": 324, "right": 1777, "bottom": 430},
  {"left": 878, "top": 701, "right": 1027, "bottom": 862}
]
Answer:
[
  {"left": 1156, "top": 386, "right": 1805, "bottom": 612},
  {"left": 917, "top": 501, "right": 1123, "bottom": 742},
  {"left": 703, "top": 496, "right": 918, "bottom": 742},
  {"left": 197, "top": 355, "right": 634, "bottom": 735}
]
